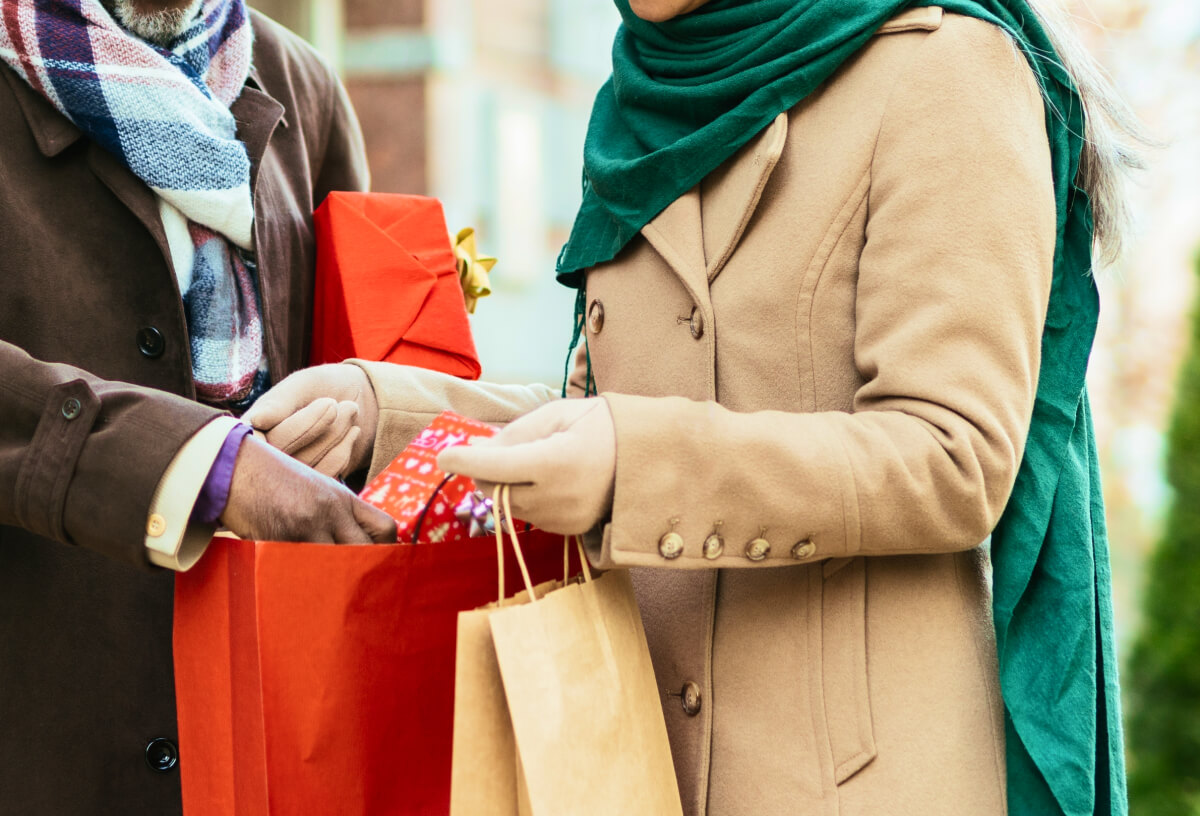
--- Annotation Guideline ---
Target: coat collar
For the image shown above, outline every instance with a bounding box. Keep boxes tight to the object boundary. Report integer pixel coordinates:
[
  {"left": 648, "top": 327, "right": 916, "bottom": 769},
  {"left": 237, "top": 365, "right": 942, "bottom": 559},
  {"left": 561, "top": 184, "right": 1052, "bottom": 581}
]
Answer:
[{"left": 639, "top": 112, "right": 788, "bottom": 302}]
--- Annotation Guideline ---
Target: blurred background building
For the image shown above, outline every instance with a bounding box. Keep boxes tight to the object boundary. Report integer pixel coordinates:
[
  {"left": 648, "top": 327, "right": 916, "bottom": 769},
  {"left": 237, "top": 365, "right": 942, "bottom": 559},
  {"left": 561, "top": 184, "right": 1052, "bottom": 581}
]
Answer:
[{"left": 253, "top": 0, "right": 1200, "bottom": 741}]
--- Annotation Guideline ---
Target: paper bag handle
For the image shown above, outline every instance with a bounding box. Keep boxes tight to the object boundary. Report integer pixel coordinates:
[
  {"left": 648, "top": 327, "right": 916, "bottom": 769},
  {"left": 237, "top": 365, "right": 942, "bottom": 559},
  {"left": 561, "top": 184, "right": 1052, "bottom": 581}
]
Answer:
[{"left": 492, "top": 485, "right": 592, "bottom": 605}]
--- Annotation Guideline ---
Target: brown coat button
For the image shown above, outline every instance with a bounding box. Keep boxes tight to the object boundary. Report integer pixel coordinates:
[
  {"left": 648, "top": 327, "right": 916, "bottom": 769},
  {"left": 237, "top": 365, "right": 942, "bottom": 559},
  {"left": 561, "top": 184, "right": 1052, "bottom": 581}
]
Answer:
[
  {"left": 688, "top": 307, "right": 704, "bottom": 339},
  {"left": 588, "top": 299, "right": 605, "bottom": 334},
  {"left": 680, "top": 681, "right": 702, "bottom": 716},
  {"left": 745, "top": 535, "right": 770, "bottom": 562},
  {"left": 61, "top": 397, "right": 82, "bottom": 420},
  {"left": 658, "top": 531, "right": 684, "bottom": 560},
  {"left": 702, "top": 532, "right": 724, "bottom": 560},
  {"left": 791, "top": 540, "right": 816, "bottom": 560}
]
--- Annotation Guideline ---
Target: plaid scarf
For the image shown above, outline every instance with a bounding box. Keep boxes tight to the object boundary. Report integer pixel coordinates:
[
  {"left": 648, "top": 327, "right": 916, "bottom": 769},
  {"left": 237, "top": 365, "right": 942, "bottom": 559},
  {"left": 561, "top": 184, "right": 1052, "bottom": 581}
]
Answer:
[{"left": 0, "top": 0, "right": 266, "bottom": 406}]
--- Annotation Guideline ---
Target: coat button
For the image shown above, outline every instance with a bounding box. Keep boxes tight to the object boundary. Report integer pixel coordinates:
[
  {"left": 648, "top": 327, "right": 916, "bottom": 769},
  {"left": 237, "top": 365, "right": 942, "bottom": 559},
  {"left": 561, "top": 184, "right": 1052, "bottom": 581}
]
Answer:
[
  {"left": 145, "top": 737, "right": 178, "bottom": 772},
  {"left": 688, "top": 307, "right": 704, "bottom": 340},
  {"left": 744, "top": 535, "right": 771, "bottom": 562},
  {"left": 791, "top": 540, "right": 816, "bottom": 560},
  {"left": 702, "top": 532, "right": 724, "bottom": 560},
  {"left": 658, "top": 531, "right": 684, "bottom": 560},
  {"left": 680, "top": 681, "right": 702, "bottom": 717},
  {"left": 588, "top": 299, "right": 605, "bottom": 334},
  {"left": 137, "top": 327, "right": 166, "bottom": 358},
  {"left": 61, "top": 397, "right": 82, "bottom": 420}
]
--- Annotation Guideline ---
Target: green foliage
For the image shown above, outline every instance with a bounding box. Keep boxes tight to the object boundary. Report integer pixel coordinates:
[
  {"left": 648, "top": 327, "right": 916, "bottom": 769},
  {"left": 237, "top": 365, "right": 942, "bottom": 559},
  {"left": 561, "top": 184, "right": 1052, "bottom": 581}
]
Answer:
[{"left": 1125, "top": 256, "right": 1200, "bottom": 816}]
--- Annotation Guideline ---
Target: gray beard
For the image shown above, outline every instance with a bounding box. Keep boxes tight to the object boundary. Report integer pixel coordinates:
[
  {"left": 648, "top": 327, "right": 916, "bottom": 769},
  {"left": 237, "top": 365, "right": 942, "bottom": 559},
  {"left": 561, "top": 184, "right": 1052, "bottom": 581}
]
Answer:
[{"left": 108, "top": 0, "right": 205, "bottom": 47}]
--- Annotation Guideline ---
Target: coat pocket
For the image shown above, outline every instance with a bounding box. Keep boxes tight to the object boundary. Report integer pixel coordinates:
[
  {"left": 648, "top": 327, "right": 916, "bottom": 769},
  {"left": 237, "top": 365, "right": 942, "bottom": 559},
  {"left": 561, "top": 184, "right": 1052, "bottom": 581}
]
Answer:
[{"left": 821, "top": 556, "right": 877, "bottom": 784}]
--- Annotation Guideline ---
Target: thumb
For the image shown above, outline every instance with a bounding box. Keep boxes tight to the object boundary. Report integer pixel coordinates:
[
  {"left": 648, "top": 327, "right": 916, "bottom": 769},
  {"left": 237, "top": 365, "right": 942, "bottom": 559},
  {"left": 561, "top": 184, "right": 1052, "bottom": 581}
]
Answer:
[{"left": 352, "top": 497, "right": 399, "bottom": 543}]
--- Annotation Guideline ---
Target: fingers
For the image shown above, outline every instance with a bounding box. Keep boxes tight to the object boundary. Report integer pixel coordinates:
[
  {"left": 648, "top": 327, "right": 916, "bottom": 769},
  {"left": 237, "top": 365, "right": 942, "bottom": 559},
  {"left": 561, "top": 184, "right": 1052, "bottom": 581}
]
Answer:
[
  {"left": 288, "top": 401, "right": 359, "bottom": 465},
  {"left": 258, "top": 398, "right": 338, "bottom": 454},
  {"left": 310, "top": 426, "right": 361, "bottom": 479},
  {"left": 437, "top": 433, "right": 564, "bottom": 486},
  {"left": 491, "top": 398, "right": 599, "bottom": 447}
]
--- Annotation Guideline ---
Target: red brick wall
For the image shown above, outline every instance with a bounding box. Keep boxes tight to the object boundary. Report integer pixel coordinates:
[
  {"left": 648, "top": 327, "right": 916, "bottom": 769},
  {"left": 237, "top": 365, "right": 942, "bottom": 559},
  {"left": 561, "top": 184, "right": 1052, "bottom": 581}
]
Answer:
[{"left": 346, "top": 77, "right": 427, "bottom": 194}]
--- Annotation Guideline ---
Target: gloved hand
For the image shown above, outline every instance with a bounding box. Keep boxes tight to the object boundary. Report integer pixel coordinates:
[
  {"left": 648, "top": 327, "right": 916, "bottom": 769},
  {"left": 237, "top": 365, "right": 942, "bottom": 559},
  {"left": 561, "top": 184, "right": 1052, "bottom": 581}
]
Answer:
[
  {"left": 437, "top": 398, "right": 616, "bottom": 535},
  {"left": 243, "top": 363, "right": 377, "bottom": 479}
]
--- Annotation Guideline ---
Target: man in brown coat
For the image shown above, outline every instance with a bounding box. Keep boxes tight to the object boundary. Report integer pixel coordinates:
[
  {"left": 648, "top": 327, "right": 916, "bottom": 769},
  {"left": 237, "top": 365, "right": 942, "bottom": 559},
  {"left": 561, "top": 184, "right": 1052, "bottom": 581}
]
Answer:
[{"left": 0, "top": 0, "right": 395, "bottom": 812}]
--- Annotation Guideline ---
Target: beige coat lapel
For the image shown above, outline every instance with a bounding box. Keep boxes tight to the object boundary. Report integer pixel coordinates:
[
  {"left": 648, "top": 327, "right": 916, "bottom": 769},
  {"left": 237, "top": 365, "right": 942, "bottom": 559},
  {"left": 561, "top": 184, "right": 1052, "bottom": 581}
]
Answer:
[
  {"left": 639, "top": 186, "right": 708, "bottom": 308},
  {"left": 700, "top": 112, "right": 788, "bottom": 283},
  {"left": 638, "top": 112, "right": 790, "bottom": 306}
]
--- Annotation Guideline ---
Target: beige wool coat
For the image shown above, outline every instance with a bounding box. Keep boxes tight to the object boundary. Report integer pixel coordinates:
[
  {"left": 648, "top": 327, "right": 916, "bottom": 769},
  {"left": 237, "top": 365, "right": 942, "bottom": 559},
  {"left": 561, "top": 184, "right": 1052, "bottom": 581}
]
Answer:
[{"left": 357, "top": 8, "right": 1056, "bottom": 814}]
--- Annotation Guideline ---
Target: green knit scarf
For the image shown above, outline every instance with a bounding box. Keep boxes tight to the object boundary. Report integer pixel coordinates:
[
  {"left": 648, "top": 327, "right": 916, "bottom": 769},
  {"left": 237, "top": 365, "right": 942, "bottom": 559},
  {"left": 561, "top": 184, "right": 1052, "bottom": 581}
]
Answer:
[{"left": 557, "top": 3, "right": 1126, "bottom": 815}]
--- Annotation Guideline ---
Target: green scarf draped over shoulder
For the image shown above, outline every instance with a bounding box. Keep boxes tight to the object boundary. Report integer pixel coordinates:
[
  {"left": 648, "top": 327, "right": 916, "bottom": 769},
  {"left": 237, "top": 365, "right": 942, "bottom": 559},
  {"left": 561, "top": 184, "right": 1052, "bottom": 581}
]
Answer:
[{"left": 557, "top": 2, "right": 1127, "bottom": 815}]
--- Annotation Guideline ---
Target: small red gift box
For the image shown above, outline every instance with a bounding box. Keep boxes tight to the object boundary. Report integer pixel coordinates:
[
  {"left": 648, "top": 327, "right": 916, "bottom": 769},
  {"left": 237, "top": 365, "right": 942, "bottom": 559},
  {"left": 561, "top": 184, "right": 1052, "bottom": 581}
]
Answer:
[
  {"left": 311, "top": 192, "right": 482, "bottom": 379},
  {"left": 360, "top": 411, "right": 497, "bottom": 544}
]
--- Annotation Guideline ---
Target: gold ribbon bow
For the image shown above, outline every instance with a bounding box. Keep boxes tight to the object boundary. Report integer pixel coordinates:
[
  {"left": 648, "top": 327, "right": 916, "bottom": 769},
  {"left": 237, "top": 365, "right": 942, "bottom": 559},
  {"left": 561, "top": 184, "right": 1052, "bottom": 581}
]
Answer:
[{"left": 454, "top": 227, "right": 496, "bottom": 314}]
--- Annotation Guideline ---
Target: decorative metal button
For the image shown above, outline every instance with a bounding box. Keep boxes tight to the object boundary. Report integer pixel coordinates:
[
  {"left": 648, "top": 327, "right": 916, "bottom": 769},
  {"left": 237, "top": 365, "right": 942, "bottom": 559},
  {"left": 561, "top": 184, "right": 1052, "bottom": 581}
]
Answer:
[
  {"left": 61, "top": 397, "right": 82, "bottom": 420},
  {"left": 145, "top": 737, "right": 178, "bottom": 772},
  {"left": 680, "top": 681, "right": 702, "bottom": 717},
  {"left": 688, "top": 307, "right": 704, "bottom": 340},
  {"left": 744, "top": 535, "right": 771, "bottom": 562},
  {"left": 588, "top": 299, "right": 605, "bottom": 334},
  {"left": 147, "top": 514, "right": 167, "bottom": 538},
  {"left": 658, "top": 531, "right": 684, "bottom": 560},
  {"left": 137, "top": 326, "right": 166, "bottom": 359},
  {"left": 791, "top": 540, "right": 816, "bottom": 560},
  {"left": 702, "top": 532, "right": 724, "bottom": 560}
]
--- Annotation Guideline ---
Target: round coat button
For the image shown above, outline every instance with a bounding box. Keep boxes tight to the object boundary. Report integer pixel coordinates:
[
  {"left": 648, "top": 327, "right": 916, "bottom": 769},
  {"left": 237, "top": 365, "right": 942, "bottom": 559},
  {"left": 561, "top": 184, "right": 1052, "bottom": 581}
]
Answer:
[
  {"left": 791, "top": 540, "right": 817, "bottom": 560},
  {"left": 61, "top": 397, "right": 82, "bottom": 420},
  {"left": 688, "top": 307, "right": 704, "bottom": 340},
  {"left": 702, "top": 533, "right": 724, "bottom": 560},
  {"left": 680, "top": 681, "right": 702, "bottom": 716},
  {"left": 587, "top": 299, "right": 605, "bottom": 334},
  {"left": 137, "top": 327, "right": 166, "bottom": 359},
  {"left": 658, "top": 531, "right": 684, "bottom": 560},
  {"left": 145, "top": 737, "right": 178, "bottom": 772},
  {"left": 744, "top": 536, "right": 771, "bottom": 562}
]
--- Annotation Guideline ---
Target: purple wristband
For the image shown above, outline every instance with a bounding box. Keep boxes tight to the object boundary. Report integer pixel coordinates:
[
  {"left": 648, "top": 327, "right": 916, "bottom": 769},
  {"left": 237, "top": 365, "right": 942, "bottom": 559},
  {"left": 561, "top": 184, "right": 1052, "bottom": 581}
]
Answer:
[{"left": 191, "top": 423, "right": 254, "bottom": 525}]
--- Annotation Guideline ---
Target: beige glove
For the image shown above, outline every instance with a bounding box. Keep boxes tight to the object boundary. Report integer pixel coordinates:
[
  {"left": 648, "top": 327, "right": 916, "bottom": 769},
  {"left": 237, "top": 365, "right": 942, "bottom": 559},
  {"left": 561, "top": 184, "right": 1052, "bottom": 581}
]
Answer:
[
  {"left": 436, "top": 397, "right": 616, "bottom": 536},
  {"left": 244, "top": 363, "right": 378, "bottom": 479}
]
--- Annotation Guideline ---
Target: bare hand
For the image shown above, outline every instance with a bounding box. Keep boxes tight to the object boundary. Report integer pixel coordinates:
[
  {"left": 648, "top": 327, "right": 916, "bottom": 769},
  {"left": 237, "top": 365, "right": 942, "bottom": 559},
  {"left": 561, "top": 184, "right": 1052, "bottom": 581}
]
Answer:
[{"left": 220, "top": 434, "right": 397, "bottom": 544}]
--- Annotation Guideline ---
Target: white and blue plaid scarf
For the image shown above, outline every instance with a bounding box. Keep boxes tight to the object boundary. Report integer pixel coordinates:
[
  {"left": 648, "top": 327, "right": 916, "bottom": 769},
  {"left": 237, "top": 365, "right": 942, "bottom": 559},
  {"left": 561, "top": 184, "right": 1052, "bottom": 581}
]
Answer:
[{"left": 1, "top": 0, "right": 267, "bottom": 406}]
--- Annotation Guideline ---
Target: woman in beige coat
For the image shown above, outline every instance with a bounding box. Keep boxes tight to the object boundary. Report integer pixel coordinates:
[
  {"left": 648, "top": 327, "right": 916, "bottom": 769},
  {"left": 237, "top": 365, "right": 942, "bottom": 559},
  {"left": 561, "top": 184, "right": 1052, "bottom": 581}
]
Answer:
[{"left": 251, "top": 2, "right": 1143, "bottom": 813}]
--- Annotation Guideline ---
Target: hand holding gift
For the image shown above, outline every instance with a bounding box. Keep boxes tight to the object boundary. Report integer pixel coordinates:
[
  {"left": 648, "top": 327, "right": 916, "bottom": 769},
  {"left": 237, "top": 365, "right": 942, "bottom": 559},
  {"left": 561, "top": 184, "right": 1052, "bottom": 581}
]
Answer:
[
  {"left": 436, "top": 397, "right": 616, "bottom": 536},
  {"left": 244, "top": 363, "right": 378, "bottom": 479},
  {"left": 219, "top": 434, "right": 397, "bottom": 544}
]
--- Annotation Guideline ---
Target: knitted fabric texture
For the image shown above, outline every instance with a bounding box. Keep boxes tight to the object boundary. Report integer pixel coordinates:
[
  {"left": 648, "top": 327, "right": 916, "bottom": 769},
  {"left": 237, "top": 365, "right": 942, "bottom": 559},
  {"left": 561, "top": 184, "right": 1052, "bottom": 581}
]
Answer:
[{"left": 1, "top": 0, "right": 265, "bottom": 405}]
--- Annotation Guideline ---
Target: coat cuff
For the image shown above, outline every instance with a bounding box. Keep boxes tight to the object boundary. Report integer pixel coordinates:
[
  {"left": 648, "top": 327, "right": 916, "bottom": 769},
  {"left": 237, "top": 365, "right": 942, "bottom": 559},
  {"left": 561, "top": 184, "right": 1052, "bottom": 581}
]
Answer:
[
  {"left": 591, "top": 392, "right": 860, "bottom": 571},
  {"left": 144, "top": 416, "right": 244, "bottom": 571}
]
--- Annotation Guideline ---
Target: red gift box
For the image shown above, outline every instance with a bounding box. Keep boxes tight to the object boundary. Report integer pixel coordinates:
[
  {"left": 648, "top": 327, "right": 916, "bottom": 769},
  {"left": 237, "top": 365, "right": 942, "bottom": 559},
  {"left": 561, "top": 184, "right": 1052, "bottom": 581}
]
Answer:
[
  {"left": 360, "top": 411, "right": 498, "bottom": 544},
  {"left": 311, "top": 191, "right": 481, "bottom": 379}
]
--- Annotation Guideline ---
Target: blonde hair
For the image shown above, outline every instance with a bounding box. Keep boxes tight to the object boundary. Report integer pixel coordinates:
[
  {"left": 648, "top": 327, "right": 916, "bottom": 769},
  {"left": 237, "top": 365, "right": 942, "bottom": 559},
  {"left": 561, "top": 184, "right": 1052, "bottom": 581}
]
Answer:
[{"left": 1025, "top": 0, "right": 1152, "bottom": 266}]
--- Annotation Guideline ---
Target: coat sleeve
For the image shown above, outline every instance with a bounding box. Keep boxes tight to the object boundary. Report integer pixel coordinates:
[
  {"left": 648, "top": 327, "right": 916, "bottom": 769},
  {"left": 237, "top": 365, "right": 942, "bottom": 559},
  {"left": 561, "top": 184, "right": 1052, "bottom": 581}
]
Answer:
[
  {"left": 351, "top": 359, "right": 568, "bottom": 481},
  {"left": 590, "top": 18, "right": 1057, "bottom": 569},
  {"left": 0, "top": 341, "right": 221, "bottom": 568}
]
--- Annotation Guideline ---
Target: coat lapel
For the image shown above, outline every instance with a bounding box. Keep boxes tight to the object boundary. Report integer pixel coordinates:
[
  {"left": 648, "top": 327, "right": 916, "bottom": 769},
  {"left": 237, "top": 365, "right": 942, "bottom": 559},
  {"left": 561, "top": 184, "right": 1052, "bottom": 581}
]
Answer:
[
  {"left": 639, "top": 185, "right": 709, "bottom": 309},
  {"left": 701, "top": 112, "right": 788, "bottom": 284}
]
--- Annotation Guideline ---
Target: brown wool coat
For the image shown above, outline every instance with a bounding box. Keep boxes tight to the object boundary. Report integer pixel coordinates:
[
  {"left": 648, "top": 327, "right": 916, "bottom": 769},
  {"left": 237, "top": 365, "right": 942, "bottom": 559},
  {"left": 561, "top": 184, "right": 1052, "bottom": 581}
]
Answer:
[
  {"left": 0, "top": 13, "right": 367, "bottom": 814},
  {"left": 361, "top": 8, "right": 1055, "bottom": 815}
]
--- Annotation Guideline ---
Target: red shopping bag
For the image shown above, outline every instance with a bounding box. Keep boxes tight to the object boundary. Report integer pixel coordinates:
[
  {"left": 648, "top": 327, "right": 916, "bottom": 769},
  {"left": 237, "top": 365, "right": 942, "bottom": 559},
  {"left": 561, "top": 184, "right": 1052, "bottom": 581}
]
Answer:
[
  {"left": 310, "top": 192, "right": 481, "bottom": 379},
  {"left": 173, "top": 414, "right": 576, "bottom": 815}
]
